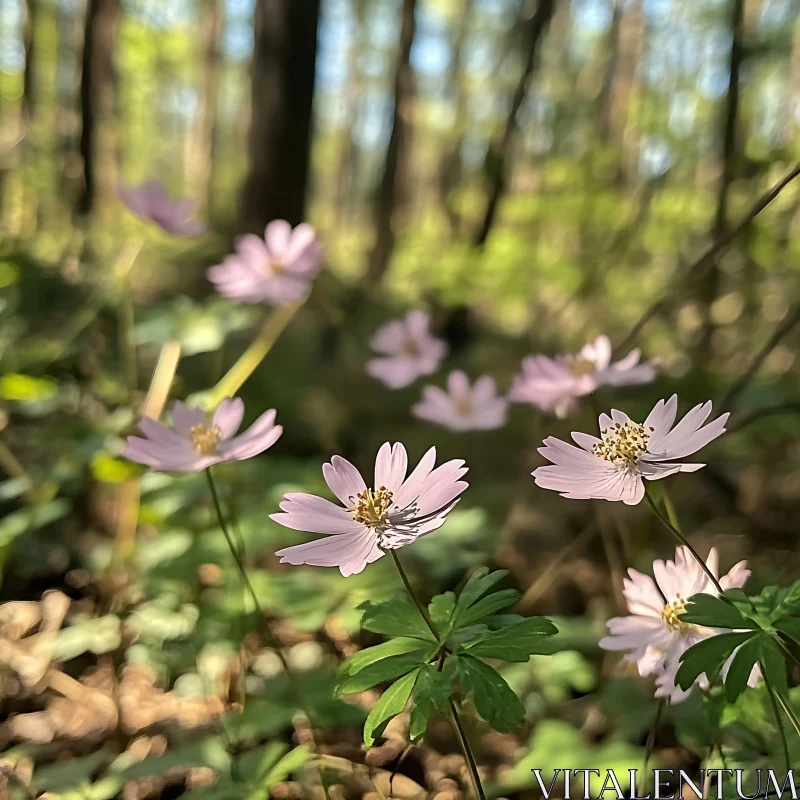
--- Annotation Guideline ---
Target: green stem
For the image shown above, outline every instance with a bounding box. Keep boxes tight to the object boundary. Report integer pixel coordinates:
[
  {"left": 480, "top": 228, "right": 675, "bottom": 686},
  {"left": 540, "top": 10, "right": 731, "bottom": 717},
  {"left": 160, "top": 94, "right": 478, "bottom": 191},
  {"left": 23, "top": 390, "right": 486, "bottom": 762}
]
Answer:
[
  {"left": 388, "top": 549, "right": 486, "bottom": 800},
  {"left": 762, "top": 663, "right": 791, "bottom": 771},
  {"left": 643, "top": 487, "right": 724, "bottom": 594},
  {"left": 660, "top": 484, "right": 681, "bottom": 532},
  {"left": 638, "top": 700, "right": 664, "bottom": 797}
]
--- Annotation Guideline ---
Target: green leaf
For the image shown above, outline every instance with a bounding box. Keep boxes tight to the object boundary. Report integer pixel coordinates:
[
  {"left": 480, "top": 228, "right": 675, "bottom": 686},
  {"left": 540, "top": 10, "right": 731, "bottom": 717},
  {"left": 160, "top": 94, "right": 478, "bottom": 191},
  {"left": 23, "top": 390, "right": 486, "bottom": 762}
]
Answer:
[
  {"left": 461, "top": 617, "right": 558, "bottom": 662},
  {"left": 456, "top": 589, "right": 520, "bottom": 629},
  {"left": 337, "top": 637, "right": 433, "bottom": 681},
  {"left": 676, "top": 631, "right": 755, "bottom": 690},
  {"left": 364, "top": 669, "right": 420, "bottom": 747},
  {"left": 774, "top": 617, "right": 800, "bottom": 647},
  {"left": 680, "top": 593, "right": 757, "bottom": 630},
  {"left": 761, "top": 636, "right": 789, "bottom": 699},
  {"left": 359, "top": 595, "right": 437, "bottom": 642},
  {"left": 770, "top": 581, "right": 800, "bottom": 620},
  {"left": 337, "top": 650, "right": 434, "bottom": 696},
  {"left": 456, "top": 569, "right": 509, "bottom": 612},
  {"left": 456, "top": 653, "right": 525, "bottom": 732},
  {"left": 429, "top": 592, "right": 456, "bottom": 634},
  {"left": 409, "top": 665, "right": 453, "bottom": 742},
  {"left": 724, "top": 634, "right": 762, "bottom": 703}
]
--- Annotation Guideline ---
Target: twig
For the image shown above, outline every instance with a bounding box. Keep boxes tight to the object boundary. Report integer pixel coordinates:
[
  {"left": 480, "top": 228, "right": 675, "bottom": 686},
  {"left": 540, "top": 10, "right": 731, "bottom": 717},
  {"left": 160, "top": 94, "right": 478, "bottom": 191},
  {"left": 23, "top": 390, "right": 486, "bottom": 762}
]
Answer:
[
  {"left": 616, "top": 164, "right": 800, "bottom": 353},
  {"left": 719, "top": 302, "right": 800, "bottom": 410},
  {"left": 728, "top": 401, "right": 800, "bottom": 432}
]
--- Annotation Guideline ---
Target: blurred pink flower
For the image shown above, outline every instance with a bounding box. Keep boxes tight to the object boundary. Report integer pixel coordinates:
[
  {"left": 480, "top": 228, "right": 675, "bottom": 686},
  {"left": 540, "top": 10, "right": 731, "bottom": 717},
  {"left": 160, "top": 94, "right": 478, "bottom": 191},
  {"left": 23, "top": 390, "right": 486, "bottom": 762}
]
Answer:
[
  {"left": 367, "top": 311, "right": 447, "bottom": 389},
  {"left": 599, "top": 546, "right": 759, "bottom": 702},
  {"left": 118, "top": 180, "right": 206, "bottom": 236},
  {"left": 272, "top": 443, "right": 468, "bottom": 576},
  {"left": 412, "top": 371, "right": 508, "bottom": 431},
  {"left": 123, "top": 398, "right": 282, "bottom": 472},
  {"left": 532, "top": 395, "right": 729, "bottom": 505},
  {"left": 508, "top": 335, "right": 655, "bottom": 418},
  {"left": 207, "top": 220, "right": 323, "bottom": 305}
]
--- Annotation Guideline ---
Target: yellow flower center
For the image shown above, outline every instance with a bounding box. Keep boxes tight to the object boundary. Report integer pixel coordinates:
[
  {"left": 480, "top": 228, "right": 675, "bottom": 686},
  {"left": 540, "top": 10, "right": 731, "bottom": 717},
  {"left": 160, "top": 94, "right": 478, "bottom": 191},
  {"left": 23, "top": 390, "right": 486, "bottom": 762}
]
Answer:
[
  {"left": 568, "top": 357, "right": 595, "bottom": 376},
  {"left": 661, "top": 596, "right": 690, "bottom": 635},
  {"left": 592, "top": 421, "right": 653, "bottom": 467},
  {"left": 189, "top": 423, "right": 222, "bottom": 455},
  {"left": 351, "top": 486, "right": 393, "bottom": 528},
  {"left": 454, "top": 396, "right": 473, "bottom": 416}
]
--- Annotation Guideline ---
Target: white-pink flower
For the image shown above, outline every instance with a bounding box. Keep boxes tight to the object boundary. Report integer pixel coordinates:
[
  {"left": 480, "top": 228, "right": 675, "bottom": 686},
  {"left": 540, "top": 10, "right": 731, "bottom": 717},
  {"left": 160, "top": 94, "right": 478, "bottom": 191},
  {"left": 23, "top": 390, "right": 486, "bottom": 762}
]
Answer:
[
  {"left": 271, "top": 443, "right": 468, "bottom": 576},
  {"left": 123, "top": 398, "right": 282, "bottom": 472},
  {"left": 118, "top": 179, "right": 206, "bottom": 236},
  {"left": 600, "top": 546, "right": 760, "bottom": 702},
  {"left": 412, "top": 371, "right": 507, "bottom": 431},
  {"left": 207, "top": 220, "right": 323, "bottom": 305},
  {"left": 366, "top": 311, "right": 448, "bottom": 389},
  {"left": 533, "top": 395, "right": 729, "bottom": 505},
  {"left": 508, "top": 335, "right": 655, "bottom": 418}
]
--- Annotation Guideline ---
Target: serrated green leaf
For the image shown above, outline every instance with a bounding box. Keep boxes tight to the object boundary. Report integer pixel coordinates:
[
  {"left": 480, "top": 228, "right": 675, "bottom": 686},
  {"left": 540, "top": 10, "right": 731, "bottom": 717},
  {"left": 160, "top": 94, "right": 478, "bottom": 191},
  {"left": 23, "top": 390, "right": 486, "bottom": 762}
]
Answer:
[
  {"left": 429, "top": 592, "right": 456, "bottom": 634},
  {"left": 774, "top": 617, "right": 800, "bottom": 646},
  {"left": 724, "top": 634, "right": 762, "bottom": 703},
  {"left": 337, "top": 637, "right": 432, "bottom": 681},
  {"left": 681, "top": 593, "right": 757, "bottom": 630},
  {"left": 359, "top": 595, "right": 437, "bottom": 642},
  {"left": 457, "top": 589, "right": 520, "bottom": 629},
  {"left": 364, "top": 669, "right": 420, "bottom": 746},
  {"left": 461, "top": 617, "right": 558, "bottom": 662},
  {"left": 676, "top": 631, "right": 755, "bottom": 690},
  {"left": 456, "top": 569, "right": 509, "bottom": 611},
  {"left": 457, "top": 653, "right": 525, "bottom": 732},
  {"left": 409, "top": 665, "right": 453, "bottom": 742},
  {"left": 337, "top": 650, "right": 435, "bottom": 696},
  {"left": 761, "top": 636, "right": 789, "bottom": 699},
  {"left": 770, "top": 581, "right": 800, "bottom": 620}
]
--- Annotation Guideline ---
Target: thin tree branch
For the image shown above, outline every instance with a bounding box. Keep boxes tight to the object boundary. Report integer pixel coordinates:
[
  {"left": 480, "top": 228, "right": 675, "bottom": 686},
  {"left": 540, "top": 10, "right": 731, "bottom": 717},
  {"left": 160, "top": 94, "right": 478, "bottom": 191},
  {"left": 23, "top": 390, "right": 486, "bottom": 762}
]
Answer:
[
  {"left": 728, "top": 401, "right": 800, "bottom": 433},
  {"left": 615, "top": 163, "right": 800, "bottom": 354}
]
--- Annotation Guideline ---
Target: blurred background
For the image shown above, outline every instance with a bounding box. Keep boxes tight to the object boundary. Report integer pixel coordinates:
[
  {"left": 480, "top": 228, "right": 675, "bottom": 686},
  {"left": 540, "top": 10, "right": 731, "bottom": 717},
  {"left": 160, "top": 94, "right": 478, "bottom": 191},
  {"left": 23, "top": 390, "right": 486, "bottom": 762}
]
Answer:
[{"left": 2, "top": 0, "right": 800, "bottom": 796}]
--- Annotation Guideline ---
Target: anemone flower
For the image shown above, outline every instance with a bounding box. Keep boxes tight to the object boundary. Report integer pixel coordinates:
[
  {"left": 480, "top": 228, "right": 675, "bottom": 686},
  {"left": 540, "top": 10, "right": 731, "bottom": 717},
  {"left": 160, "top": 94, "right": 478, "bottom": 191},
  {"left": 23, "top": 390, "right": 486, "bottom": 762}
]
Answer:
[
  {"left": 123, "top": 398, "right": 282, "bottom": 472},
  {"left": 532, "top": 395, "right": 729, "bottom": 505},
  {"left": 412, "top": 371, "right": 507, "bottom": 431},
  {"left": 271, "top": 443, "right": 467, "bottom": 576},
  {"left": 207, "top": 220, "right": 323, "bottom": 305},
  {"left": 508, "top": 335, "right": 655, "bottom": 418},
  {"left": 118, "top": 179, "right": 206, "bottom": 236},
  {"left": 599, "top": 546, "right": 760, "bottom": 702},
  {"left": 366, "top": 311, "right": 447, "bottom": 389}
]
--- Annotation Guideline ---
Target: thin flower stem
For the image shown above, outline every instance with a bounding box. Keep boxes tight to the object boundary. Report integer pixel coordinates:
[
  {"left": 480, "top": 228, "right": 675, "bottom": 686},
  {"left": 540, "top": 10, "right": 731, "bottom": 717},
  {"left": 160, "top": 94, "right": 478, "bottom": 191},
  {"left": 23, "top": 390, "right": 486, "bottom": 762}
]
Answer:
[
  {"left": 762, "top": 663, "right": 791, "bottom": 771},
  {"left": 638, "top": 700, "right": 664, "bottom": 797},
  {"left": 643, "top": 487, "right": 725, "bottom": 594},
  {"left": 775, "top": 684, "right": 800, "bottom": 742},
  {"left": 660, "top": 484, "right": 681, "bottom": 532},
  {"left": 208, "top": 301, "right": 302, "bottom": 406},
  {"left": 388, "top": 549, "right": 486, "bottom": 800},
  {"left": 205, "top": 467, "right": 330, "bottom": 798}
]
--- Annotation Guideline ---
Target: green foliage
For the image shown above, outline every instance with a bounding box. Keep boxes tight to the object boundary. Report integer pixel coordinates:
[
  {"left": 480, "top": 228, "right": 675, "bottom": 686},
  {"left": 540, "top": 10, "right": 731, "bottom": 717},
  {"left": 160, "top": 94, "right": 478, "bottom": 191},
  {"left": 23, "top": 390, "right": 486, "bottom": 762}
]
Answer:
[
  {"left": 456, "top": 652, "right": 526, "bottom": 732},
  {"left": 409, "top": 665, "right": 453, "bottom": 741},
  {"left": 460, "top": 616, "right": 558, "bottom": 661},
  {"left": 680, "top": 592, "right": 760, "bottom": 630},
  {"left": 363, "top": 669, "right": 420, "bottom": 746},
  {"left": 676, "top": 631, "right": 755, "bottom": 691},
  {"left": 358, "top": 594, "right": 437, "bottom": 642}
]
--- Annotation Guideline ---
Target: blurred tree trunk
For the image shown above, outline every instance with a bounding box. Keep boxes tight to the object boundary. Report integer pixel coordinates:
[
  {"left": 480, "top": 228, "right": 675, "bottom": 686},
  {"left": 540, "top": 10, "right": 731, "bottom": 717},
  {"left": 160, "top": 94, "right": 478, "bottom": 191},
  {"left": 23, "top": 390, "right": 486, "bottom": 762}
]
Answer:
[
  {"left": 366, "top": 0, "right": 417, "bottom": 282},
  {"left": 189, "top": 0, "right": 223, "bottom": 217},
  {"left": 22, "top": 0, "right": 39, "bottom": 129},
  {"left": 473, "top": 0, "right": 556, "bottom": 248},
  {"left": 77, "top": 0, "right": 120, "bottom": 217},
  {"left": 697, "top": 0, "right": 744, "bottom": 357},
  {"left": 335, "top": 0, "right": 367, "bottom": 224},
  {"left": 437, "top": 0, "right": 473, "bottom": 234},
  {"left": 239, "top": 0, "right": 320, "bottom": 232}
]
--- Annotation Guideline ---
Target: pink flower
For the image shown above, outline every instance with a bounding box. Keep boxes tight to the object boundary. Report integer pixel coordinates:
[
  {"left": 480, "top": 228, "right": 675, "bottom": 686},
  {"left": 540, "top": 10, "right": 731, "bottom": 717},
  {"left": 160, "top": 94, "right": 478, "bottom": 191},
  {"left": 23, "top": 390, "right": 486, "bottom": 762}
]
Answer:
[
  {"left": 271, "top": 443, "right": 468, "bottom": 576},
  {"left": 508, "top": 335, "right": 655, "bottom": 418},
  {"left": 123, "top": 398, "right": 282, "bottom": 472},
  {"left": 412, "top": 371, "right": 508, "bottom": 431},
  {"left": 207, "top": 220, "right": 323, "bottom": 306},
  {"left": 599, "top": 546, "right": 759, "bottom": 702},
  {"left": 532, "top": 395, "right": 729, "bottom": 505},
  {"left": 118, "top": 180, "right": 206, "bottom": 236},
  {"left": 367, "top": 311, "right": 448, "bottom": 389}
]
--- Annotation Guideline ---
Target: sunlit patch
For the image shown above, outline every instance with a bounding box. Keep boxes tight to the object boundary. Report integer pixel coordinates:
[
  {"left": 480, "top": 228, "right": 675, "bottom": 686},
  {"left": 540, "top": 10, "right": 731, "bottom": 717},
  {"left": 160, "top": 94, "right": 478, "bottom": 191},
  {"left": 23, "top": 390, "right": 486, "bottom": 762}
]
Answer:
[
  {"left": 189, "top": 423, "right": 222, "bottom": 455},
  {"left": 351, "top": 486, "right": 393, "bottom": 528},
  {"left": 593, "top": 421, "right": 652, "bottom": 467}
]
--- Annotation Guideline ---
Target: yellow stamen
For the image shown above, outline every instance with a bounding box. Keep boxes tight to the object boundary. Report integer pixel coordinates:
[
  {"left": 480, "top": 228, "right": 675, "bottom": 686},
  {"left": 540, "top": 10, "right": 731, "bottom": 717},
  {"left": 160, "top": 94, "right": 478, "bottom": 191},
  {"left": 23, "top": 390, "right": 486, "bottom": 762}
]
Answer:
[
  {"left": 189, "top": 423, "right": 222, "bottom": 455},
  {"left": 568, "top": 357, "right": 595, "bottom": 376},
  {"left": 661, "top": 596, "right": 690, "bottom": 635},
  {"left": 592, "top": 420, "right": 653, "bottom": 467},
  {"left": 351, "top": 486, "right": 393, "bottom": 528}
]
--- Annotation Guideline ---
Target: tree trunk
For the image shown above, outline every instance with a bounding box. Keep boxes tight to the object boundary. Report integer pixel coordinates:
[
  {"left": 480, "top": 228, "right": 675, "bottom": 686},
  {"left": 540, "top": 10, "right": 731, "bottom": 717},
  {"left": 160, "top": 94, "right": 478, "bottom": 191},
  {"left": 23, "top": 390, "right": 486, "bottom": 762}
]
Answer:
[
  {"left": 77, "top": 0, "right": 119, "bottom": 218},
  {"left": 473, "top": 0, "right": 556, "bottom": 248},
  {"left": 698, "top": 0, "right": 744, "bottom": 355},
  {"left": 22, "top": 0, "right": 39, "bottom": 129},
  {"left": 366, "top": 0, "right": 417, "bottom": 282},
  {"left": 239, "top": 0, "right": 320, "bottom": 233}
]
